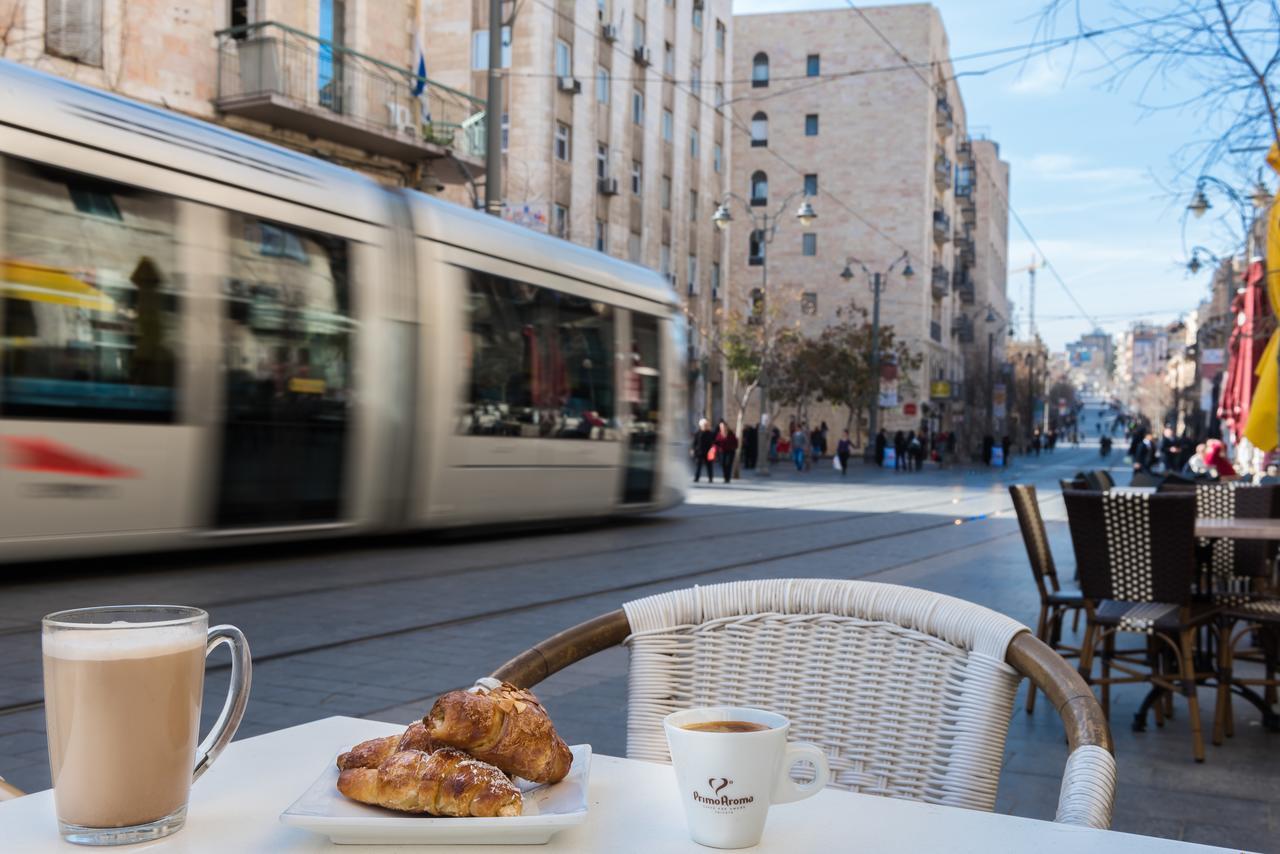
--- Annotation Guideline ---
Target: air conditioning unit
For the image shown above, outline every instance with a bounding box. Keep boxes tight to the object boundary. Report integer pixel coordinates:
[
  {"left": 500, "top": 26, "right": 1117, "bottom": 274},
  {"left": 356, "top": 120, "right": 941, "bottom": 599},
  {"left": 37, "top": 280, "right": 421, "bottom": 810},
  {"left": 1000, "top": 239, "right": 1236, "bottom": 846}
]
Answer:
[
  {"left": 633, "top": 45, "right": 651, "bottom": 66},
  {"left": 598, "top": 177, "right": 620, "bottom": 195},
  {"left": 557, "top": 76, "right": 581, "bottom": 94},
  {"left": 602, "top": 23, "right": 619, "bottom": 42}
]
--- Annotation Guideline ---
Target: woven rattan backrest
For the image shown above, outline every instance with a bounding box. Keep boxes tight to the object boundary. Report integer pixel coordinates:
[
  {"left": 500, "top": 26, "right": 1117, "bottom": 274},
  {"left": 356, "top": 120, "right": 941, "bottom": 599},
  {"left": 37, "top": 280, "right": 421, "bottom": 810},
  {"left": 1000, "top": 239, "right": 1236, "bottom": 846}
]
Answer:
[
  {"left": 1196, "top": 483, "right": 1278, "bottom": 579},
  {"left": 1063, "top": 491, "right": 1196, "bottom": 604},
  {"left": 1085, "top": 470, "right": 1115, "bottom": 492},
  {"left": 622, "top": 579, "right": 1027, "bottom": 813},
  {"left": 1009, "top": 484, "right": 1058, "bottom": 594}
]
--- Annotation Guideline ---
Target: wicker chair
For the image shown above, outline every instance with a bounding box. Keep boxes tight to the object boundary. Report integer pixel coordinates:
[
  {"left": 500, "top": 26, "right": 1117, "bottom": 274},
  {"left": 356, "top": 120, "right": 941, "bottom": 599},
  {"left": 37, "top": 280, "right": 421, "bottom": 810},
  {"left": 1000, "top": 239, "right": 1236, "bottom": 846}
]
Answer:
[
  {"left": 491, "top": 579, "right": 1116, "bottom": 828},
  {"left": 1062, "top": 490, "right": 1215, "bottom": 761},
  {"left": 1085, "top": 470, "right": 1116, "bottom": 492},
  {"left": 1009, "top": 484, "right": 1086, "bottom": 713}
]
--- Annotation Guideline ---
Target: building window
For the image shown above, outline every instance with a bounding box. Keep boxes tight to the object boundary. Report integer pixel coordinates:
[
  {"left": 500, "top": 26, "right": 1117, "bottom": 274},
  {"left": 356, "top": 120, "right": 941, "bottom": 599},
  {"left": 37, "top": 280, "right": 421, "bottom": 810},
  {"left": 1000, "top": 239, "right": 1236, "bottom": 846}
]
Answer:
[
  {"left": 687, "top": 255, "right": 698, "bottom": 295},
  {"left": 804, "top": 173, "right": 818, "bottom": 196},
  {"left": 689, "top": 190, "right": 698, "bottom": 222},
  {"left": 801, "top": 292, "right": 818, "bottom": 315},
  {"left": 692, "top": 3, "right": 703, "bottom": 29},
  {"left": 662, "top": 109, "right": 673, "bottom": 142},
  {"left": 690, "top": 64, "right": 701, "bottom": 93},
  {"left": 660, "top": 243, "right": 671, "bottom": 276},
  {"left": 596, "top": 66, "right": 609, "bottom": 103},
  {"left": 802, "top": 233, "right": 817, "bottom": 256},
  {"left": 663, "top": 41, "right": 674, "bottom": 76},
  {"left": 555, "top": 122, "right": 571, "bottom": 160},
  {"left": 805, "top": 114, "right": 819, "bottom": 136},
  {"left": 555, "top": 39, "right": 572, "bottom": 78},
  {"left": 595, "top": 219, "right": 607, "bottom": 251},
  {"left": 596, "top": 143, "right": 608, "bottom": 180},
  {"left": 711, "top": 262, "right": 721, "bottom": 300},
  {"left": 471, "top": 27, "right": 512, "bottom": 69},
  {"left": 748, "top": 230, "right": 764, "bottom": 264},
  {"left": 713, "top": 143, "right": 722, "bottom": 173},
  {"left": 46, "top": 0, "right": 104, "bottom": 66},
  {"left": 554, "top": 204, "right": 568, "bottom": 238},
  {"left": 634, "top": 16, "right": 645, "bottom": 50},
  {"left": 661, "top": 175, "right": 672, "bottom": 210},
  {"left": 690, "top": 128, "right": 700, "bottom": 158},
  {"left": 750, "top": 170, "right": 768, "bottom": 205},
  {"left": 752, "top": 52, "right": 769, "bottom": 88},
  {"left": 632, "top": 90, "right": 644, "bottom": 124},
  {"left": 628, "top": 231, "right": 642, "bottom": 262},
  {"left": 714, "top": 83, "right": 724, "bottom": 106},
  {"left": 500, "top": 112, "right": 509, "bottom": 152},
  {"left": 230, "top": 0, "right": 254, "bottom": 30},
  {"left": 631, "top": 160, "right": 642, "bottom": 195},
  {"left": 749, "top": 287, "right": 764, "bottom": 320},
  {"left": 806, "top": 54, "right": 820, "bottom": 77},
  {"left": 715, "top": 20, "right": 726, "bottom": 52},
  {"left": 751, "top": 112, "right": 767, "bottom": 147}
]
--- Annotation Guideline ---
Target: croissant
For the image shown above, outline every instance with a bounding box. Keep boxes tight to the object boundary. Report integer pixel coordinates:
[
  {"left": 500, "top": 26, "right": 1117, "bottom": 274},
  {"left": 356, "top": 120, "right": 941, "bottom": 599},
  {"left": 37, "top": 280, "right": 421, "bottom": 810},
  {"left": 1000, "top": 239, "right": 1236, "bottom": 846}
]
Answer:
[
  {"left": 425, "top": 682, "right": 572, "bottom": 784},
  {"left": 337, "top": 722, "right": 444, "bottom": 771},
  {"left": 337, "top": 748, "right": 522, "bottom": 817}
]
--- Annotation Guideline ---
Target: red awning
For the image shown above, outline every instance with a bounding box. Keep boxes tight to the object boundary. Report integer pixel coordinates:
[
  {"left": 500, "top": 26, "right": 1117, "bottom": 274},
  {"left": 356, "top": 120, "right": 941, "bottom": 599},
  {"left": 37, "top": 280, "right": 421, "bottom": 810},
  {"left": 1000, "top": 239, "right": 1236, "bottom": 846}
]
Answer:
[{"left": 1219, "top": 261, "right": 1269, "bottom": 437}]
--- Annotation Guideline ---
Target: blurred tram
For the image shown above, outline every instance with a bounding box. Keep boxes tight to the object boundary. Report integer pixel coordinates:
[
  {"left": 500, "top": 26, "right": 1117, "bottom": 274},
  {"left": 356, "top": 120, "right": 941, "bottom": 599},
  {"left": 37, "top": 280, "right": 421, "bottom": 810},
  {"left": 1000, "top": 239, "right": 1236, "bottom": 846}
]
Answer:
[{"left": 0, "top": 60, "right": 687, "bottom": 562}]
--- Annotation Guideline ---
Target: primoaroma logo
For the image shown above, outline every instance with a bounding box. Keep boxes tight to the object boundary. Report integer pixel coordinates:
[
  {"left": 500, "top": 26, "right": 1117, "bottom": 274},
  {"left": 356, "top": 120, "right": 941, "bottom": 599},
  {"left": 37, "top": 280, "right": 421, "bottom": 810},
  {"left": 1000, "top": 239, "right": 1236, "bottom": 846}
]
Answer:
[{"left": 691, "top": 777, "right": 755, "bottom": 810}]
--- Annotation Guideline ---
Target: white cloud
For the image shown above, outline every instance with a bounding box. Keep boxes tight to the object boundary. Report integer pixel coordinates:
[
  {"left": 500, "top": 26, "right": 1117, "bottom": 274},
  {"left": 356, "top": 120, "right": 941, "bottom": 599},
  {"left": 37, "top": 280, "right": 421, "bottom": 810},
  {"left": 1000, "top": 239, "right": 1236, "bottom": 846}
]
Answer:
[
  {"left": 1009, "top": 56, "right": 1070, "bottom": 95},
  {"left": 1018, "top": 152, "right": 1147, "bottom": 186}
]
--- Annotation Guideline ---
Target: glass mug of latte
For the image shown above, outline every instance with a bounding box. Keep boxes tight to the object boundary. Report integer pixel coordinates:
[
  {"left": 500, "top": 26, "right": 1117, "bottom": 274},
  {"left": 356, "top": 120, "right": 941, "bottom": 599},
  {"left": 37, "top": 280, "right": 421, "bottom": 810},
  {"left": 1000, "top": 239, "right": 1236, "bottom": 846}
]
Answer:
[
  {"left": 664, "top": 707, "right": 830, "bottom": 849},
  {"left": 42, "top": 606, "right": 251, "bottom": 846}
]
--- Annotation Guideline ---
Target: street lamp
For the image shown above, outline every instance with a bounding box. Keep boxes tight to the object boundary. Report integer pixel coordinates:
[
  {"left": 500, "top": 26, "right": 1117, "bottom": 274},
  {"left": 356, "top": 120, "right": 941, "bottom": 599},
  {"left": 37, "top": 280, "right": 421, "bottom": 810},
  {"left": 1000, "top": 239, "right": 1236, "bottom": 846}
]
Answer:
[
  {"left": 982, "top": 306, "right": 1005, "bottom": 443},
  {"left": 1188, "top": 188, "right": 1211, "bottom": 219},
  {"left": 1252, "top": 178, "right": 1271, "bottom": 209},
  {"left": 710, "top": 190, "right": 818, "bottom": 475},
  {"left": 840, "top": 251, "right": 913, "bottom": 458}
]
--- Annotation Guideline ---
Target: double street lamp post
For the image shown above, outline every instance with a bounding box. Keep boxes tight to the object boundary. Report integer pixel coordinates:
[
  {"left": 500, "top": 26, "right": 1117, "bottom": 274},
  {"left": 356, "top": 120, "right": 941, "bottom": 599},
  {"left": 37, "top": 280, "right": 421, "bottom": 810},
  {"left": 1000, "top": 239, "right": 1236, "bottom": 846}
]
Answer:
[
  {"left": 711, "top": 191, "right": 817, "bottom": 476},
  {"left": 840, "top": 252, "right": 913, "bottom": 459}
]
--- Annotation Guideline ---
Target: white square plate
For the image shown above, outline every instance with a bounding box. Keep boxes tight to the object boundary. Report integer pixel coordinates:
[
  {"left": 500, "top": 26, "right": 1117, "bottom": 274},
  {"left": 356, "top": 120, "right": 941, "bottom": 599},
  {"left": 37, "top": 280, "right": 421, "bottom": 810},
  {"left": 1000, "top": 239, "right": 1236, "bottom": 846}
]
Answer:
[{"left": 280, "top": 745, "right": 591, "bottom": 845}]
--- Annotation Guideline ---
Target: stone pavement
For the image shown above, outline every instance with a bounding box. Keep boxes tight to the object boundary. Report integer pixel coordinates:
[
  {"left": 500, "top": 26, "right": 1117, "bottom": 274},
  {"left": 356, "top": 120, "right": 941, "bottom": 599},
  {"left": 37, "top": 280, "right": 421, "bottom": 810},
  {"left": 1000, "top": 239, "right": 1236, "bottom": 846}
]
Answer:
[{"left": 0, "top": 445, "right": 1276, "bottom": 851}]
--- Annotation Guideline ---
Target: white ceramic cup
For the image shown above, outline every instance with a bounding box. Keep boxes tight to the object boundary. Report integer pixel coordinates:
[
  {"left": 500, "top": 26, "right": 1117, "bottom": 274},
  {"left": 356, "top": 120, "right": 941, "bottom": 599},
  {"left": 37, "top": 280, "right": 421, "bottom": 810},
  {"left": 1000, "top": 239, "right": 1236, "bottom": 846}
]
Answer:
[{"left": 664, "top": 707, "right": 830, "bottom": 849}]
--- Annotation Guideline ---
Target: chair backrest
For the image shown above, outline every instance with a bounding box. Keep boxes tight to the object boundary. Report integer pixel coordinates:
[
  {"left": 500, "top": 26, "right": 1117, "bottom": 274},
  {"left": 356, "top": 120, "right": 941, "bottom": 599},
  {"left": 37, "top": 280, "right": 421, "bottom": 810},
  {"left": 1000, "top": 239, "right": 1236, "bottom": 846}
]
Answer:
[
  {"left": 1195, "top": 482, "right": 1279, "bottom": 580},
  {"left": 622, "top": 579, "right": 1027, "bottom": 814},
  {"left": 1086, "top": 470, "right": 1115, "bottom": 491},
  {"left": 1008, "top": 484, "right": 1058, "bottom": 595},
  {"left": 1061, "top": 474, "right": 1090, "bottom": 491},
  {"left": 1129, "top": 470, "right": 1163, "bottom": 487},
  {"left": 1062, "top": 491, "right": 1196, "bottom": 604}
]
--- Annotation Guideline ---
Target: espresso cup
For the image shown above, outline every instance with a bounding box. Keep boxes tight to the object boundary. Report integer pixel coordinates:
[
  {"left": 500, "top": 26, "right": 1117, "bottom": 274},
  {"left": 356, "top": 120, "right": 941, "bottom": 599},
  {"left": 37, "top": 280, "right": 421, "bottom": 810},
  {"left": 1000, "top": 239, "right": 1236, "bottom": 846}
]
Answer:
[
  {"left": 664, "top": 707, "right": 830, "bottom": 849},
  {"left": 42, "top": 605, "right": 251, "bottom": 846}
]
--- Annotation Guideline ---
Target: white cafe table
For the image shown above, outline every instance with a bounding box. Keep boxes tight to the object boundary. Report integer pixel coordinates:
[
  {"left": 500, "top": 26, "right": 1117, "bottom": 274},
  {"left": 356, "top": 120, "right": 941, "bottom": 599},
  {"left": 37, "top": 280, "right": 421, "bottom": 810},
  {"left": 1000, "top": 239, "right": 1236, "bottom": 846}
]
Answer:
[
  {"left": 1195, "top": 517, "right": 1280, "bottom": 540},
  {"left": 0, "top": 717, "right": 1249, "bottom": 853}
]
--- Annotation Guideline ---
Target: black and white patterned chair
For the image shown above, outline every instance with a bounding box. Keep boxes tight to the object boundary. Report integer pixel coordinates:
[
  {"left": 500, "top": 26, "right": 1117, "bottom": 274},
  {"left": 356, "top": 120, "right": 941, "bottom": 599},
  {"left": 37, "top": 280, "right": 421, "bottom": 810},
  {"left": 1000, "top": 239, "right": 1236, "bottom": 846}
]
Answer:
[{"left": 1063, "top": 490, "right": 1216, "bottom": 761}]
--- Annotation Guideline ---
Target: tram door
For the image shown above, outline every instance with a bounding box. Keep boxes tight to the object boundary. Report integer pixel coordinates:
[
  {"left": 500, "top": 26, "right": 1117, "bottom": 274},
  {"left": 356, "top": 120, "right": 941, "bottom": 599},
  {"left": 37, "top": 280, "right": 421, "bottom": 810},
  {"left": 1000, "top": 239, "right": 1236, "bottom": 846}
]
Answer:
[
  {"left": 213, "top": 216, "right": 355, "bottom": 527},
  {"left": 621, "top": 312, "right": 661, "bottom": 504}
]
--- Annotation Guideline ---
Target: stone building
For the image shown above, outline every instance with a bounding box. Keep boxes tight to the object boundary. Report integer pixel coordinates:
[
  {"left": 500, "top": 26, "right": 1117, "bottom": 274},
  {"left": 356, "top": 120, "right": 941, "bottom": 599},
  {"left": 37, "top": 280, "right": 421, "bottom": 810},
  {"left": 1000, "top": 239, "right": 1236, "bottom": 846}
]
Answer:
[
  {"left": 0, "top": 0, "right": 485, "bottom": 189},
  {"left": 424, "top": 0, "right": 735, "bottom": 423},
  {"left": 729, "top": 4, "right": 1009, "bottom": 446}
]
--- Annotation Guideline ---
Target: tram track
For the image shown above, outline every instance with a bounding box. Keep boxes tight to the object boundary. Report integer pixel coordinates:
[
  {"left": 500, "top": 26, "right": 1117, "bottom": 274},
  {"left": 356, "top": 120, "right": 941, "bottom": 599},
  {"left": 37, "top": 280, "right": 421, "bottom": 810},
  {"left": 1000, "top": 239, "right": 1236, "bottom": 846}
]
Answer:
[{"left": 0, "top": 486, "right": 1058, "bottom": 718}]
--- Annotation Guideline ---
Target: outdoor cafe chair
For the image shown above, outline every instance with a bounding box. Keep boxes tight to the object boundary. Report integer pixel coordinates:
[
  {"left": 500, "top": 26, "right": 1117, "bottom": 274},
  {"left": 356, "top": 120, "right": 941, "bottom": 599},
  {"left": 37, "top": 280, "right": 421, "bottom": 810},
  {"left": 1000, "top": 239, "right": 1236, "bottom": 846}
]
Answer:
[
  {"left": 0, "top": 775, "right": 21, "bottom": 801},
  {"left": 1009, "top": 484, "right": 1086, "bottom": 714},
  {"left": 1062, "top": 490, "right": 1216, "bottom": 761},
  {"left": 490, "top": 578, "right": 1117, "bottom": 829}
]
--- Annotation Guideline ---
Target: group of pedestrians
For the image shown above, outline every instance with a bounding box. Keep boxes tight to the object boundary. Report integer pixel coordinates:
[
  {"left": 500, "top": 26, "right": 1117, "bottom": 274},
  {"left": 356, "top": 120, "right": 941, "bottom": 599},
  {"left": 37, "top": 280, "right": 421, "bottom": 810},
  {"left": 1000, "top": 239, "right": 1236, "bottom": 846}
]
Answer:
[
  {"left": 870, "top": 428, "right": 954, "bottom": 471},
  {"left": 691, "top": 418, "right": 739, "bottom": 484},
  {"left": 693, "top": 417, "right": 860, "bottom": 482}
]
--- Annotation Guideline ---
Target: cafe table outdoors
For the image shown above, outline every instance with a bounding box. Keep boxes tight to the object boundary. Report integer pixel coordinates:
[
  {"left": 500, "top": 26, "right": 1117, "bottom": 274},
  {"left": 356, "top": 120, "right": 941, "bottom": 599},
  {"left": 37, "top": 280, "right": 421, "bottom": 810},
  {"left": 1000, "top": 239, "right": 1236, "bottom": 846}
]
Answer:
[{"left": 0, "top": 717, "right": 1254, "bottom": 853}]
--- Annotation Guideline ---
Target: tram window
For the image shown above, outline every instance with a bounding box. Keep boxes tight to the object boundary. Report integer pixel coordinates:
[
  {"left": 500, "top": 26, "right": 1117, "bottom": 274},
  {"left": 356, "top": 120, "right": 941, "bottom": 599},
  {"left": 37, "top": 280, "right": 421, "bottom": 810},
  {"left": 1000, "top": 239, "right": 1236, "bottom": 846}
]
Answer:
[
  {"left": 461, "top": 269, "right": 617, "bottom": 440},
  {"left": 1, "top": 157, "right": 179, "bottom": 422}
]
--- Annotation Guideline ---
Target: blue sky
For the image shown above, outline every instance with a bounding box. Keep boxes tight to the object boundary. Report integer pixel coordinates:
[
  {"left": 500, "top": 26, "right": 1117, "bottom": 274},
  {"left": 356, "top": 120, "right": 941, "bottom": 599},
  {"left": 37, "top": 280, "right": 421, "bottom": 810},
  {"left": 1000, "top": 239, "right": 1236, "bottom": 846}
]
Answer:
[{"left": 733, "top": 0, "right": 1254, "bottom": 350}]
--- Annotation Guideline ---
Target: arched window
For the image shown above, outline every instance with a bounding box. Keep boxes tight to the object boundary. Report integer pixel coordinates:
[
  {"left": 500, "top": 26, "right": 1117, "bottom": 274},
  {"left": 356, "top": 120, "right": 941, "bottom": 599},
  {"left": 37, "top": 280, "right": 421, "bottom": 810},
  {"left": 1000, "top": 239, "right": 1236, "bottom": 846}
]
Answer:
[
  {"left": 750, "top": 112, "right": 768, "bottom": 147},
  {"left": 752, "top": 53, "right": 769, "bottom": 88},
  {"left": 748, "top": 231, "right": 764, "bottom": 266},
  {"left": 750, "top": 171, "right": 768, "bottom": 205}
]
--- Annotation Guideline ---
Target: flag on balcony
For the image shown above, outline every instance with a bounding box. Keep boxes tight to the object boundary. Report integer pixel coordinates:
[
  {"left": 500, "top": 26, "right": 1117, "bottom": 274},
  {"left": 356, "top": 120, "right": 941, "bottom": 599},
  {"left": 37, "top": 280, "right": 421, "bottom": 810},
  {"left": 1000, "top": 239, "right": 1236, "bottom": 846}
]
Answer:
[{"left": 412, "top": 33, "right": 431, "bottom": 124}]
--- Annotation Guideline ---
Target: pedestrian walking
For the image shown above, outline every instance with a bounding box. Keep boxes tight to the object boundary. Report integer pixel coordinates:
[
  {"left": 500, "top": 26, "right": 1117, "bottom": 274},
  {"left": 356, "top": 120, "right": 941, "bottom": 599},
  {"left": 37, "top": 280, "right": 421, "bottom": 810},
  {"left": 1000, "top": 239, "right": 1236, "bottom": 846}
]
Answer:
[
  {"left": 791, "top": 424, "right": 808, "bottom": 472},
  {"left": 874, "top": 429, "right": 887, "bottom": 467},
  {"left": 715, "top": 421, "right": 738, "bottom": 484},
  {"left": 692, "top": 418, "right": 716, "bottom": 483},
  {"left": 893, "top": 430, "right": 906, "bottom": 472},
  {"left": 982, "top": 434, "right": 994, "bottom": 466},
  {"left": 836, "top": 430, "right": 852, "bottom": 476},
  {"left": 909, "top": 431, "right": 924, "bottom": 471},
  {"left": 1030, "top": 430, "right": 1042, "bottom": 457},
  {"left": 810, "top": 424, "right": 823, "bottom": 463},
  {"left": 1001, "top": 435, "right": 1012, "bottom": 467},
  {"left": 742, "top": 424, "right": 757, "bottom": 470},
  {"left": 769, "top": 426, "right": 781, "bottom": 462}
]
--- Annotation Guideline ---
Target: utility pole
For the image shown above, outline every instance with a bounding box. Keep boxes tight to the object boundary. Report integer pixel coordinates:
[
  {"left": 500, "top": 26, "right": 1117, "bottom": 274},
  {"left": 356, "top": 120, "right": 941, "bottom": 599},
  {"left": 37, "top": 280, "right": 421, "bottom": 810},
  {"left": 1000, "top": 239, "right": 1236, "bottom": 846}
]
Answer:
[
  {"left": 868, "top": 272, "right": 883, "bottom": 443},
  {"left": 483, "top": 0, "right": 504, "bottom": 216}
]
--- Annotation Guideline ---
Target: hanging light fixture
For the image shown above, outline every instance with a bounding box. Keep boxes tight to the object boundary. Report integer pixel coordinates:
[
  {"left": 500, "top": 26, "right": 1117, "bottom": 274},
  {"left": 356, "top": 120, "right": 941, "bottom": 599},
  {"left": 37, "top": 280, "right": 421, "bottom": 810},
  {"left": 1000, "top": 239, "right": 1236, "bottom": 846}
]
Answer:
[
  {"left": 1188, "top": 188, "right": 1210, "bottom": 218},
  {"left": 711, "top": 203, "right": 733, "bottom": 230},
  {"left": 795, "top": 200, "right": 817, "bottom": 227},
  {"left": 1187, "top": 255, "right": 1202, "bottom": 274},
  {"left": 840, "top": 263, "right": 855, "bottom": 281},
  {"left": 902, "top": 261, "right": 915, "bottom": 279}
]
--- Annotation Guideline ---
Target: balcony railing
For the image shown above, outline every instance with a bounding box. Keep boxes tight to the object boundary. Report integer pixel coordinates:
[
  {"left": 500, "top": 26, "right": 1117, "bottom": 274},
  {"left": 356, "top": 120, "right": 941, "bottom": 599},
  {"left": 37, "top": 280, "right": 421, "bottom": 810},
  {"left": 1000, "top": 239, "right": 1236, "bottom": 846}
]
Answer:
[
  {"left": 934, "top": 156, "right": 952, "bottom": 191},
  {"left": 936, "top": 98, "right": 954, "bottom": 137},
  {"left": 215, "top": 21, "right": 487, "bottom": 162},
  {"left": 930, "top": 320, "right": 943, "bottom": 342},
  {"left": 954, "top": 269, "right": 975, "bottom": 304},
  {"left": 932, "top": 209, "right": 950, "bottom": 244},
  {"left": 931, "top": 264, "right": 949, "bottom": 299},
  {"left": 952, "top": 315, "right": 974, "bottom": 343}
]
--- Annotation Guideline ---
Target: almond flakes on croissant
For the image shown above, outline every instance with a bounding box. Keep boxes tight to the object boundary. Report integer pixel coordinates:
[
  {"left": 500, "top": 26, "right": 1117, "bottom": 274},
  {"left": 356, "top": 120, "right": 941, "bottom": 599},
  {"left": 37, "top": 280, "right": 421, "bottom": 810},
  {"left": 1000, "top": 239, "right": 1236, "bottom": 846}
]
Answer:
[
  {"left": 424, "top": 682, "right": 572, "bottom": 784},
  {"left": 337, "top": 748, "right": 522, "bottom": 817}
]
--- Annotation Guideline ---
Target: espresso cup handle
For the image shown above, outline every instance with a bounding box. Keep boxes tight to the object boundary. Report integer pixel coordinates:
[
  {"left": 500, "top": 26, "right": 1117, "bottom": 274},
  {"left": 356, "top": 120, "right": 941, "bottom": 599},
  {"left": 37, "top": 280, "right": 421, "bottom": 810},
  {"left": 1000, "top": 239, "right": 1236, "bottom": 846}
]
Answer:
[
  {"left": 771, "top": 742, "right": 830, "bottom": 805},
  {"left": 193, "top": 625, "right": 252, "bottom": 783}
]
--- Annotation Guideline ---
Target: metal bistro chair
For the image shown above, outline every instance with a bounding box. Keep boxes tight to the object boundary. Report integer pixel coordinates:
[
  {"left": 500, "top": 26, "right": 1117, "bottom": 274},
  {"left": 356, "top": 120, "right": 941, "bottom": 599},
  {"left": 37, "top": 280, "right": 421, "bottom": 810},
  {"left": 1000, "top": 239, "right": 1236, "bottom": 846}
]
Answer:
[
  {"left": 1085, "top": 470, "right": 1116, "bottom": 492},
  {"left": 492, "top": 579, "right": 1117, "bottom": 828},
  {"left": 1063, "top": 490, "right": 1216, "bottom": 761},
  {"left": 1009, "top": 484, "right": 1086, "bottom": 714}
]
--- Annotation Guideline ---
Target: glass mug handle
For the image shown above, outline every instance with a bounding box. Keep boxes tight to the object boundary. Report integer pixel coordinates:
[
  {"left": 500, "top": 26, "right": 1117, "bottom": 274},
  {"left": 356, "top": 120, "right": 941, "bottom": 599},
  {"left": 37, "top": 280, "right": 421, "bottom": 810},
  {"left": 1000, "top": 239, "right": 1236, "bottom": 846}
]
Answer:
[
  {"left": 771, "top": 742, "right": 830, "bottom": 805},
  {"left": 193, "top": 625, "right": 252, "bottom": 782}
]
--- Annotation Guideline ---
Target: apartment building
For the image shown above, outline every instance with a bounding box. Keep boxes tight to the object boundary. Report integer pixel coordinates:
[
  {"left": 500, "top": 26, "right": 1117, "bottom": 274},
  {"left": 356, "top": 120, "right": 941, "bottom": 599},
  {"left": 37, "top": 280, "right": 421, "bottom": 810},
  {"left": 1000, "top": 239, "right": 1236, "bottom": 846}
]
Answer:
[
  {"left": 0, "top": 0, "right": 485, "bottom": 187},
  {"left": 730, "top": 4, "right": 1009, "bottom": 444},
  {"left": 425, "top": 0, "right": 734, "bottom": 422}
]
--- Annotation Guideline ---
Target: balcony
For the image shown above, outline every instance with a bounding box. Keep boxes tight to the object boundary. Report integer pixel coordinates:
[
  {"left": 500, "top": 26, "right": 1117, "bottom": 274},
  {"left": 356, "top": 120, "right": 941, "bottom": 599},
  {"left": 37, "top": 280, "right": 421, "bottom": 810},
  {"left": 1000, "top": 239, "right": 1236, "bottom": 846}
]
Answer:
[
  {"left": 960, "top": 195, "right": 976, "bottom": 224},
  {"left": 215, "top": 22, "right": 486, "bottom": 166},
  {"left": 952, "top": 315, "right": 974, "bottom": 343},
  {"left": 934, "top": 156, "right": 952, "bottom": 191},
  {"left": 954, "top": 269, "right": 975, "bottom": 304},
  {"left": 930, "top": 320, "right": 943, "bottom": 343},
  {"left": 931, "top": 264, "right": 949, "bottom": 299},
  {"left": 956, "top": 234, "right": 975, "bottom": 262},
  {"left": 936, "top": 98, "right": 954, "bottom": 137},
  {"left": 932, "top": 209, "right": 950, "bottom": 244}
]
